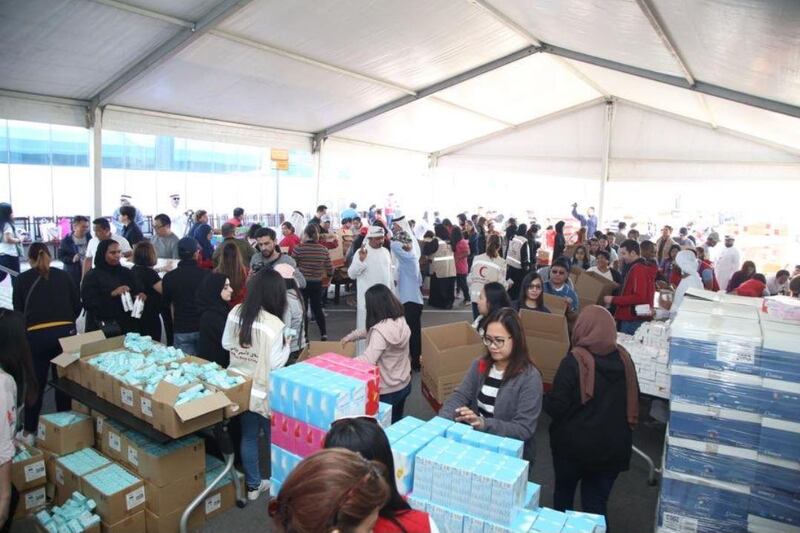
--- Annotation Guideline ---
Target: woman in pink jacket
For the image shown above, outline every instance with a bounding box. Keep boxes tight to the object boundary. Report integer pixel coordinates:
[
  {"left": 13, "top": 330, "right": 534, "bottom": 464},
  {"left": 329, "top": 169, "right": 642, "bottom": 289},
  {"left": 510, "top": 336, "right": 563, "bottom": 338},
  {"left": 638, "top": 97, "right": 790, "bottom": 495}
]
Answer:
[
  {"left": 342, "top": 284, "right": 411, "bottom": 423},
  {"left": 452, "top": 226, "right": 472, "bottom": 305}
]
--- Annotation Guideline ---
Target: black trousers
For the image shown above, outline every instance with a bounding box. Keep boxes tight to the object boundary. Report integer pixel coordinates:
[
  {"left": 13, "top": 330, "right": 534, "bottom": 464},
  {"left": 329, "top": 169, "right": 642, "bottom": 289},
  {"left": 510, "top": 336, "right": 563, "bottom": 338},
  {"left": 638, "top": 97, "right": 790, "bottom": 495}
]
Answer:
[
  {"left": 403, "top": 302, "right": 423, "bottom": 366},
  {"left": 456, "top": 274, "right": 470, "bottom": 302},
  {"left": 552, "top": 454, "right": 619, "bottom": 528},
  {"left": 0, "top": 255, "right": 20, "bottom": 288},
  {"left": 302, "top": 281, "right": 326, "bottom": 337},
  {"left": 25, "top": 324, "right": 75, "bottom": 432}
]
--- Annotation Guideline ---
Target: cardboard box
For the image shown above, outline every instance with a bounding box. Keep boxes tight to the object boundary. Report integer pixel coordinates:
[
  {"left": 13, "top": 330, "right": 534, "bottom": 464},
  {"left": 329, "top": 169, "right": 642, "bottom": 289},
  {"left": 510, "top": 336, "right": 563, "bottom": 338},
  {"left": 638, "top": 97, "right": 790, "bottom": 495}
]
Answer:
[
  {"left": 298, "top": 341, "right": 355, "bottom": 362},
  {"left": 52, "top": 330, "right": 106, "bottom": 385},
  {"left": 125, "top": 436, "right": 204, "bottom": 488},
  {"left": 144, "top": 506, "right": 204, "bottom": 533},
  {"left": 53, "top": 449, "right": 112, "bottom": 505},
  {"left": 40, "top": 446, "right": 60, "bottom": 482},
  {"left": 203, "top": 476, "right": 237, "bottom": 521},
  {"left": 519, "top": 310, "right": 570, "bottom": 385},
  {"left": 328, "top": 236, "right": 345, "bottom": 268},
  {"left": 94, "top": 413, "right": 107, "bottom": 443},
  {"left": 11, "top": 445, "right": 46, "bottom": 492},
  {"left": 575, "top": 271, "right": 619, "bottom": 306},
  {"left": 113, "top": 379, "right": 140, "bottom": 415},
  {"left": 15, "top": 485, "right": 47, "bottom": 518},
  {"left": 36, "top": 412, "right": 94, "bottom": 455},
  {"left": 75, "top": 336, "right": 130, "bottom": 396},
  {"left": 543, "top": 294, "right": 569, "bottom": 315},
  {"left": 82, "top": 464, "right": 146, "bottom": 524},
  {"left": 145, "top": 471, "right": 204, "bottom": 515},
  {"left": 98, "top": 420, "right": 126, "bottom": 463},
  {"left": 421, "top": 323, "right": 484, "bottom": 404},
  {"left": 151, "top": 381, "right": 229, "bottom": 439},
  {"left": 102, "top": 510, "right": 146, "bottom": 533},
  {"left": 203, "top": 369, "right": 252, "bottom": 418},
  {"left": 71, "top": 400, "right": 91, "bottom": 415}
]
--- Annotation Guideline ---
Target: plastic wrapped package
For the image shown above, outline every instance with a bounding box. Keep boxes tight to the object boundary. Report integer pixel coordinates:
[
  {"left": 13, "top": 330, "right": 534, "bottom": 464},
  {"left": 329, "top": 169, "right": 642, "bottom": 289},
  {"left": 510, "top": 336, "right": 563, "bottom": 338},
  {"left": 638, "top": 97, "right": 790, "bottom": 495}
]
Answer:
[
  {"left": 659, "top": 470, "right": 750, "bottom": 533},
  {"left": 754, "top": 454, "right": 800, "bottom": 495},
  {"left": 670, "top": 365, "right": 764, "bottom": 416},
  {"left": 748, "top": 484, "right": 800, "bottom": 532},
  {"left": 668, "top": 399, "right": 762, "bottom": 450},
  {"left": 665, "top": 436, "right": 758, "bottom": 486}
]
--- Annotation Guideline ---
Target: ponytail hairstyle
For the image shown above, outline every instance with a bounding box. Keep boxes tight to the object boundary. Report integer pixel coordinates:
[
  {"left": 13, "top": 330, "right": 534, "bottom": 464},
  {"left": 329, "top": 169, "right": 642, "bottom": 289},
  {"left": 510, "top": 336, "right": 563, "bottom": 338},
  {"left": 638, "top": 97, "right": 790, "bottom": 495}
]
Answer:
[
  {"left": 486, "top": 233, "right": 501, "bottom": 258},
  {"left": 28, "top": 242, "right": 51, "bottom": 279}
]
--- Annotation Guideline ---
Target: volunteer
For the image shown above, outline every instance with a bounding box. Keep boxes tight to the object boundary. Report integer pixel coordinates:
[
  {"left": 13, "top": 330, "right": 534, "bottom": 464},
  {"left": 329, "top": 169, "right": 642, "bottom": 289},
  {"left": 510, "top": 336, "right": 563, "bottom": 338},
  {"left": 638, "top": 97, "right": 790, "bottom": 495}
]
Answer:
[
  {"left": 274, "top": 264, "right": 307, "bottom": 365},
  {"left": 472, "top": 282, "right": 512, "bottom": 337},
  {"left": 506, "top": 224, "right": 530, "bottom": 301},
  {"left": 150, "top": 214, "right": 180, "bottom": 259},
  {"left": 342, "top": 284, "right": 411, "bottom": 423},
  {"left": 389, "top": 230, "right": 424, "bottom": 372},
  {"left": 84, "top": 218, "right": 132, "bottom": 274},
  {"left": 546, "top": 306, "right": 639, "bottom": 524},
  {"left": 659, "top": 244, "right": 681, "bottom": 287},
  {"left": 586, "top": 251, "right": 622, "bottom": 284},
  {"left": 130, "top": 242, "right": 163, "bottom": 340},
  {"left": 162, "top": 238, "right": 209, "bottom": 354},
  {"left": 514, "top": 272, "right": 550, "bottom": 314},
  {"left": 12, "top": 243, "right": 80, "bottom": 439},
  {"left": 348, "top": 226, "right": 393, "bottom": 353},
  {"left": 726, "top": 260, "right": 757, "bottom": 293},
  {"left": 58, "top": 215, "right": 90, "bottom": 287},
  {"left": 544, "top": 258, "right": 579, "bottom": 313},
  {"left": 81, "top": 240, "right": 142, "bottom": 336},
  {"left": 440, "top": 308, "right": 543, "bottom": 460},
  {"left": 452, "top": 226, "right": 472, "bottom": 305},
  {"left": 269, "top": 449, "right": 389, "bottom": 533},
  {"left": 735, "top": 274, "right": 769, "bottom": 297},
  {"left": 323, "top": 418, "right": 439, "bottom": 533},
  {"left": 196, "top": 273, "right": 233, "bottom": 367},
  {"left": 553, "top": 221, "right": 566, "bottom": 261},
  {"left": 422, "top": 225, "right": 456, "bottom": 309},
  {"left": 294, "top": 225, "right": 332, "bottom": 341},
  {"left": 222, "top": 269, "right": 289, "bottom": 501},
  {"left": 278, "top": 222, "right": 301, "bottom": 255},
  {"left": 671, "top": 250, "right": 703, "bottom": 317},
  {"left": 214, "top": 242, "right": 247, "bottom": 307},
  {"left": 251, "top": 227, "right": 305, "bottom": 288},
  {"left": 603, "top": 240, "right": 657, "bottom": 336},
  {"left": 467, "top": 234, "right": 507, "bottom": 320}
]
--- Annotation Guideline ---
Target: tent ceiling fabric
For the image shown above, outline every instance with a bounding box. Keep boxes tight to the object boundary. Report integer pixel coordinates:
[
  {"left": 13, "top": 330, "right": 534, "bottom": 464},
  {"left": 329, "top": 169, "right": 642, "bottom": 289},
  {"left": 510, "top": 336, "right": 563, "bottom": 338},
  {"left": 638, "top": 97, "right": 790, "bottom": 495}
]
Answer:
[
  {"left": 0, "top": 0, "right": 180, "bottom": 99},
  {"left": 0, "top": 0, "right": 798, "bottom": 159}
]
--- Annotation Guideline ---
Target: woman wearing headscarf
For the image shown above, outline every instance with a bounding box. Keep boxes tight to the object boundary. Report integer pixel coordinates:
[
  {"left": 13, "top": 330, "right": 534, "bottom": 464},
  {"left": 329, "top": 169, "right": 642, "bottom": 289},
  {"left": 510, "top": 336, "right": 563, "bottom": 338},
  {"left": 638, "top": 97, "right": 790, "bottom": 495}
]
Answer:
[
  {"left": 553, "top": 221, "right": 566, "bottom": 261},
  {"left": 671, "top": 250, "right": 704, "bottom": 317},
  {"left": 196, "top": 273, "right": 233, "bottom": 367},
  {"left": 81, "top": 240, "right": 142, "bottom": 335},
  {"left": 192, "top": 223, "right": 215, "bottom": 269},
  {"left": 545, "top": 305, "right": 639, "bottom": 525}
]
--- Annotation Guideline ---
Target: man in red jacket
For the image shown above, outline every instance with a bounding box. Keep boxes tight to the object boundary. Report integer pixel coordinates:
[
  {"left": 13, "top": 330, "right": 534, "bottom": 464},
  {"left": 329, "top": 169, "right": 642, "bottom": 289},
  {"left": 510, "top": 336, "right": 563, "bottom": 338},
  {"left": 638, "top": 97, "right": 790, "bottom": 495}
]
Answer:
[{"left": 604, "top": 240, "right": 656, "bottom": 335}]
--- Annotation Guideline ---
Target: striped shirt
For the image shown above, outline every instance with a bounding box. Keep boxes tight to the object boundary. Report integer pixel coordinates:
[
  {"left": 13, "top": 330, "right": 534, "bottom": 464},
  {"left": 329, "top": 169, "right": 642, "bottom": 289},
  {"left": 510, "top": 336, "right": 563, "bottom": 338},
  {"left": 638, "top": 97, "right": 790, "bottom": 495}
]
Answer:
[
  {"left": 476, "top": 366, "right": 504, "bottom": 418},
  {"left": 292, "top": 242, "right": 332, "bottom": 282}
]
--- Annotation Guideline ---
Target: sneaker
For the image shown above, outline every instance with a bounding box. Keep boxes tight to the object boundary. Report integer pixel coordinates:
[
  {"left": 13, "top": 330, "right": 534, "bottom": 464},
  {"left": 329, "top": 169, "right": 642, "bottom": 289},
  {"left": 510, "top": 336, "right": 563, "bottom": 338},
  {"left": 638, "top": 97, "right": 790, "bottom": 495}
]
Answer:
[
  {"left": 321, "top": 335, "right": 328, "bottom": 341},
  {"left": 247, "top": 479, "right": 270, "bottom": 501},
  {"left": 15, "top": 430, "right": 34, "bottom": 447}
]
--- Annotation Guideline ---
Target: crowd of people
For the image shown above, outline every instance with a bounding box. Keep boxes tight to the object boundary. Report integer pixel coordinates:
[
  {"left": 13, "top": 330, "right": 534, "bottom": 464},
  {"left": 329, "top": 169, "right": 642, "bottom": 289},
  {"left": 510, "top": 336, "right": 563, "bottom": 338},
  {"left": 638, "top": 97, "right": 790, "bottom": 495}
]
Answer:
[{"left": 0, "top": 194, "right": 797, "bottom": 532}]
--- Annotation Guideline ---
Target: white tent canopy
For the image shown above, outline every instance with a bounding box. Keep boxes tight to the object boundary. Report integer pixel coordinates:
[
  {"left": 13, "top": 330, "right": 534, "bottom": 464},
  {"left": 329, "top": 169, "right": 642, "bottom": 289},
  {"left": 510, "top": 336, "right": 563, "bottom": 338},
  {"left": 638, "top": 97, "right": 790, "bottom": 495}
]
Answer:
[{"left": 1, "top": 0, "right": 799, "bottom": 217}]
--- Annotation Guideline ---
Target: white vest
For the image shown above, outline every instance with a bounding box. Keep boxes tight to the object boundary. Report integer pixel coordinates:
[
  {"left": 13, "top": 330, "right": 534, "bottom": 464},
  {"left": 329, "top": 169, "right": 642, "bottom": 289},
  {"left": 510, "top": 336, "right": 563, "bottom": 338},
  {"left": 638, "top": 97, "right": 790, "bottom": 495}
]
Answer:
[
  {"left": 430, "top": 239, "right": 456, "bottom": 278},
  {"left": 507, "top": 235, "right": 527, "bottom": 269}
]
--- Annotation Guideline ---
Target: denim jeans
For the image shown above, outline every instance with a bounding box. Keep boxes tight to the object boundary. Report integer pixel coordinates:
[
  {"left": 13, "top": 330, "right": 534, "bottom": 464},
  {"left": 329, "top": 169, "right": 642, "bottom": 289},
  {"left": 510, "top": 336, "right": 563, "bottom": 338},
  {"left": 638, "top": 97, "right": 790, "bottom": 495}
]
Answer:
[
  {"left": 173, "top": 332, "right": 200, "bottom": 355},
  {"left": 380, "top": 382, "right": 412, "bottom": 424},
  {"left": 618, "top": 320, "right": 644, "bottom": 336},
  {"left": 240, "top": 411, "right": 271, "bottom": 489}
]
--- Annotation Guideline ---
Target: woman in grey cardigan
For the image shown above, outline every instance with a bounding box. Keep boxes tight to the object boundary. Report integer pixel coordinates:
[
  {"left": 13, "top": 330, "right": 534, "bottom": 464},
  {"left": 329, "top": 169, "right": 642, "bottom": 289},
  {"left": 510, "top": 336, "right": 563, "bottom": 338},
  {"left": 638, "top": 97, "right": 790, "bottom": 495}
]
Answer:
[{"left": 440, "top": 308, "right": 543, "bottom": 460}]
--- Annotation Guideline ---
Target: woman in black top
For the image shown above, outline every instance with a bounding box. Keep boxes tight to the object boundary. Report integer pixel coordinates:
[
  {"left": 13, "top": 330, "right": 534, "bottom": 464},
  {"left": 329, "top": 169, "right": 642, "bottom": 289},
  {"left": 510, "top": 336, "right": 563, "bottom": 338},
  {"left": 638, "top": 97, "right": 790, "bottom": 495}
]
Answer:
[
  {"left": 196, "top": 273, "right": 233, "bottom": 367},
  {"left": 513, "top": 271, "right": 550, "bottom": 314},
  {"left": 12, "top": 243, "right": 80, "bottom": 437},
  {"left": 81, "top": 240, "right": 141, "bottom": 335},
  {"left": 130, "top": 242, "right": 162, "bottom": 341},
  {"left": 553, "top": 221, "right": 566, "bottom": 261}
]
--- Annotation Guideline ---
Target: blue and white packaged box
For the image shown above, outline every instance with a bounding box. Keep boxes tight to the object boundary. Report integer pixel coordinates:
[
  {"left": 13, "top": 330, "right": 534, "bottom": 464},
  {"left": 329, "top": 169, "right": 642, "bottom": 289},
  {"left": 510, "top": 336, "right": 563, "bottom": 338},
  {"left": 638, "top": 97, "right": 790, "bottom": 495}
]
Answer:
[
  {"left": 670, "top": 310, "right": 762, "bottom": 375},
  {"left": 760, "top": 317, "right": 800, "bottom": 383},
  {"left": 755, "top": 453, "right": 800, "bottom": 495},
  {"left": 670, "top": 365, "right": 764, "bottom": 415},
  {"left": 665, "top": 435, "right": 758, "bottom": 486},
  {"left": 659, "top": 470, "right": 750, "bottom": 533},
  {"left": 749, "top": 484, "right": 800, "bottom": 528},
  {"left": 747, "top": 514, "right": 800, "bottom": 533},
  {"left": 759, "top": 417, "right": 800, "bottom": 463},
  {"left": 761, "top": 378, "right": 800, "bottom": 423},
  {"left": 669, "top": 399, "right": 763, "bottom": 450},
  {"left": 566, "top": 511, "right": 606, "bottom": 533}
]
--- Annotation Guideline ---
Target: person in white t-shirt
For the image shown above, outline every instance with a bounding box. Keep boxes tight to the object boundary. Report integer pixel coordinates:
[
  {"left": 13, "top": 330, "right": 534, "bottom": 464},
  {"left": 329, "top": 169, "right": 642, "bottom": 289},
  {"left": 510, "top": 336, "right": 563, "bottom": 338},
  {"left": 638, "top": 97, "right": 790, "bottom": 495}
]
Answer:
[
  {"left": 0, "top": 203, "right": 23, "bottom": 287},
  {"left": 83, "top": 217, "right": 132, "bottom": 275},
  {"left": 586, "top": 251, "right": 622, "bottom": 285}
]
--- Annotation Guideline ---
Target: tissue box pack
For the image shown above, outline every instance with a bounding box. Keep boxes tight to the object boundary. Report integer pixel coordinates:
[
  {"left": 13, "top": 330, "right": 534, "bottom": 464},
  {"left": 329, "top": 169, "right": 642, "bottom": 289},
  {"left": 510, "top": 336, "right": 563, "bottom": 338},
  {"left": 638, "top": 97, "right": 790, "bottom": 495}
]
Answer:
[
  {"left": 754, "top": 454, "right": 800, "bottom": 494},
  {"left": 122, "top": 430, "right": 204, "bottom": 487},
  {"left": 760, "top": 318, "right": 800, "bottom": 382},
  {"left": 270, "top": 445, "right": 302, "bottom": 485},
  {"left": 659, "top": 470, "right": 749, "bottom": 533},
  {"left": 11, "top": 445, "right": 46, "bottom": 492},
  {"left": 36, "top": 491, "right": 101, "bottom": 533},
  {"left": 759, "top": 417, "right": 800, "bottom": 462},
  {"left": 81, "top": 463, "right": 146, "bottom": 524},
  {"left": 377, "top": 402, "right": 393, "bottom": 428},
  {"left": 670, "top": 365, "right": 764, "bottom": 415},
  {"left": 37, "top": 411, "right": 95, "bottom": 455},
  {"left": 54, "top": 448, "right": 112, "bottom": 505},
  {"left": 668, "top": 400, "right": 762, "bottom": 450},
  {"left": 270, "top": 411, "right": 326, "bottom": 458},
  {"left": 748, "top": 484, "right": 800, "bottom": 529},
  {"left": 458, "top": 427, "right": 525, "bottom": 459},
  {"left": 392, "top": 418, "right": 455, "bottom": 496},
  {"left": 304, "top": 354, "right": 380, "bottom": 415},
  {"left": 566, "top": 511, "right": 607, "bottom": 533},
  {"left": 665, "top": 436, "right": 758, "bottom": 486},
  {"left": 150, "top": 379, "right": 230, "bottom": 439},
  {"left": 383, "top": 416, "right": 425, "bottom": 444}
]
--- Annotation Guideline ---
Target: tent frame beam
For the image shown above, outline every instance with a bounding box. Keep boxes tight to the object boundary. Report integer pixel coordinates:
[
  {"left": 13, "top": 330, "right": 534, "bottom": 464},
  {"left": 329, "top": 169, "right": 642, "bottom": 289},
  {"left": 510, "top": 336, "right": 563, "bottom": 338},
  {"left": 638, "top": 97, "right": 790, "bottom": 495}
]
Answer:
[{"left": 88, "top": 0, "right": 255, "bottom": 117}]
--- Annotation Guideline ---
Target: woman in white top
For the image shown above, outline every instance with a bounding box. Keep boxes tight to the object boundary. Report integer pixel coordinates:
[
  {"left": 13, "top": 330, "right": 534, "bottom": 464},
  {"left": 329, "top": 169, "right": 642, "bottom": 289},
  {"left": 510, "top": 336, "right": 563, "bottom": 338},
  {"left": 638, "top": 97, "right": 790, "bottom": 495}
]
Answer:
[
  {"left": 222, "top": 269, "right": 289, "bottom": 501},
  {"left": 0, "top": 204, "right": 23, "bottom": 288},
  {"left": 467, "top": 234, "right": 508, "bottom": 320}
]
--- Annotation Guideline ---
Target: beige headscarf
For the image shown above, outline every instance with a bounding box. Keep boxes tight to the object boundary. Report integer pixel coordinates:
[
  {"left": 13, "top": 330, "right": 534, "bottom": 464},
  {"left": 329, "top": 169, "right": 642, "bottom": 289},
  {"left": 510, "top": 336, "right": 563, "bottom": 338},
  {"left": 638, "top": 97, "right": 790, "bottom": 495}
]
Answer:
[{"left": 570, "top": 305, "right": 639, "bottom": 426}]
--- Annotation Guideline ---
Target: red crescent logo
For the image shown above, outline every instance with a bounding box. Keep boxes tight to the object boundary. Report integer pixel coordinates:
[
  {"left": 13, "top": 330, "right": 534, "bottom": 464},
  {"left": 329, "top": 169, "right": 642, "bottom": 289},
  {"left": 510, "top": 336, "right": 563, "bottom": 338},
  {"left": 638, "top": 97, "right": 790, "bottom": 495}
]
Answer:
[{"left": 479, "top": 266, "right": 487, "bottom": 278}]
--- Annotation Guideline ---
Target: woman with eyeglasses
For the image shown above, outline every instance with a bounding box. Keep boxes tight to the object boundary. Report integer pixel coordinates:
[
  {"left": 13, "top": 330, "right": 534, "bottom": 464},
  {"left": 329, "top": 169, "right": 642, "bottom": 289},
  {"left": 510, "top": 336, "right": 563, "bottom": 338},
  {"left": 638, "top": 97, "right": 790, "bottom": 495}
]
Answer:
[
  {"left": 269, "top": 448, "right": 389, "bottom": 533},
  {"left": 513, "top": 272, "right": 550, "bottom": 314},
  {"left": 323, "top": 418, "right": 439, "bottom": 533},
  {"left": 440, "top": 308, "right": 543, "bottom": 460}
]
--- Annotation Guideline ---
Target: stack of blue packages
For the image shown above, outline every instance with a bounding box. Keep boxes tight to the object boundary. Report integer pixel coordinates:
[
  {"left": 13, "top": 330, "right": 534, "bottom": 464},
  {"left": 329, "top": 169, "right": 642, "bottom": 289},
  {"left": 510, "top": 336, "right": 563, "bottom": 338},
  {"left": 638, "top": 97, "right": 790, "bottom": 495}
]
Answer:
[{"left": 35, "top": 491, "right": 100, "bottom": 533}]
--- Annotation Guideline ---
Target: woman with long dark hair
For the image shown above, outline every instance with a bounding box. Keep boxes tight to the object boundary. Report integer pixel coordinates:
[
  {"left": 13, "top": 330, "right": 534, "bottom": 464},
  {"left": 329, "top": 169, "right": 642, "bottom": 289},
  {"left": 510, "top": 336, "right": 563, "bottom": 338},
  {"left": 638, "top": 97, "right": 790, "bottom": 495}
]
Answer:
[
  {"left": 196, "top": 273, "right": 233, "bottom": 367},
  {"left": 514, "top": 271, "right": 550, "bottom": 314},
  {"left": 0, "top": 203, "right": 23, "bottom": 287},
  {"left": 81, "top": 240, "right": 142, "bottom": 335},
  {"left": 214, "top": 242, "right": 247, "bottom": 307},
  {"left": 323, "top": 418, "right": 438, "bottom": 533},
  {"left": 13, "top": 243, "right": 80, "bottom": 439},
  {"left": 553, "top": 221, "right": 567, "bottom": 261},
  {"left": 273, "top": 264, "right": 306, "bottom": 365},
  {"left": 571, "top": 245, "right": 591, "bottom": 271},
  {"left": 130, "top": 242, "right": 163, "bottom": 340},
  {"left": 342, "top": 284, "right": 411, "bottom": 422},
  {"left": 451, "top": 226, "right": 471, "bottom": 305},
  {"left": 467, "top": 234, "right": 507, "bottom": 320},
  {"left": 440, "top": 308, "right": 543, "bottom": 459},
  {"left": 726, "top": 260, "right": 757, "bottom": 294},
  {"left": 222, "top": 269, "right": 289, "bottom": 501}
]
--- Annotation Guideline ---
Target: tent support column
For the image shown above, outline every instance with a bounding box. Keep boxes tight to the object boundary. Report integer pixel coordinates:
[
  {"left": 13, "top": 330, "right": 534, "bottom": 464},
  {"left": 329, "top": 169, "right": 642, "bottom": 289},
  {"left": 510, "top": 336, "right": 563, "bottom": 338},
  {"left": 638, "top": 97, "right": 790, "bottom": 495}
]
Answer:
[
  {"left": 314, "top": 138, "right": 324, "bottom": 205},
  {"left": 597, "top": 99, "right": 615, "bottom": 229},
  {"left": 90, "top": 107, "right": 103, "bottom": 219}
]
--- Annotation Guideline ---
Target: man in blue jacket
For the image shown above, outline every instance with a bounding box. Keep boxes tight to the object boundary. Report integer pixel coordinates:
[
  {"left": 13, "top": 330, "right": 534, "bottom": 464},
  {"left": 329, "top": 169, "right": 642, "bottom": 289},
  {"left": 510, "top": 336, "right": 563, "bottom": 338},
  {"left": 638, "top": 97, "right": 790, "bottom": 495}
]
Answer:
[{"left": 571, "top": 203, "right": 598, "bottom": 238}]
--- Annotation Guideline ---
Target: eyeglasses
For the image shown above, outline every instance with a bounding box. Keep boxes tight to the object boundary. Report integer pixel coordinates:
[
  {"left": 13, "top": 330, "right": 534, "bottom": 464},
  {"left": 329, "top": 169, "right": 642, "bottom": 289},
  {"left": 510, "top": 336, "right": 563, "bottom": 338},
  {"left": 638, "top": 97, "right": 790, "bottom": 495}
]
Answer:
[
  {"left": 528, "top": 284, "right": 543, "bottom": 291},
  {"left": 152, "top": 224, "right": 163, "bottom": 230},
  {"left": 482, "top": 335, "right": 512, "bottom": 348},
  {"left": 550, "top": 269, "right": 567, "bottom": 276}
]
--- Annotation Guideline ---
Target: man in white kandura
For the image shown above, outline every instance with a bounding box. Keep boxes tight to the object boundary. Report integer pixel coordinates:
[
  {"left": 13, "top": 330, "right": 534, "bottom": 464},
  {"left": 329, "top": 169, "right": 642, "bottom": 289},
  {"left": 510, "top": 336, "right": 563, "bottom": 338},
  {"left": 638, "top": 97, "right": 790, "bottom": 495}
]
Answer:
[{"left": 347, "top": 226, "right": 393, "bottom": 354}]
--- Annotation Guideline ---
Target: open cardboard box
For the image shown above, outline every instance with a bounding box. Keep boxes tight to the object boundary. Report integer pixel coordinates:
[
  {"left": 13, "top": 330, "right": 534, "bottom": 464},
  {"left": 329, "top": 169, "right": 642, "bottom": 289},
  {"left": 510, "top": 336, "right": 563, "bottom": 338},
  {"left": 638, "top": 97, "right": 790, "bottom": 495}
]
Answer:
[
  {"left": 203, "top": 369, "right": 253, "bottom": 419},
  {"left": 575, "top": 271, "right": 619, "bottom": 306},
  {"left": 543, "top": 294, "right": 569, "bottom": 315},
  {"left": 151, "top": 381, "right": 230, "bottom": 439},
  {"left": 519, "top": 310, "right": 570, "bottom": 385},
  {"left": 420, "top": 322, "right": 484, "bottom": 404},
  {"left": 298, "top": 341, "right": 355, "bottom": 362},
  {"left": 10, "top": 445, "right": 46, "bottom": 492},
  {"left": 52, "top": 330, "right": 106, "bottom": 386},
  {"left": 73, "top": 336, "right": 131, "bottom": 399}
]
